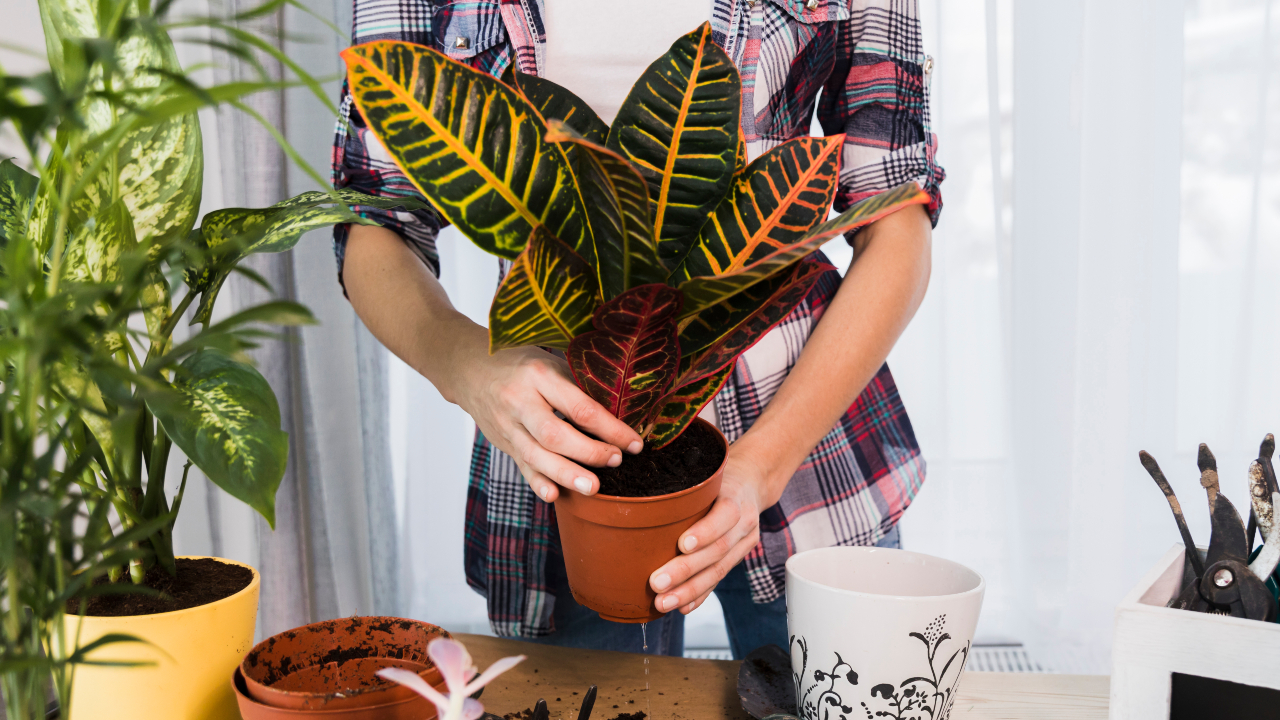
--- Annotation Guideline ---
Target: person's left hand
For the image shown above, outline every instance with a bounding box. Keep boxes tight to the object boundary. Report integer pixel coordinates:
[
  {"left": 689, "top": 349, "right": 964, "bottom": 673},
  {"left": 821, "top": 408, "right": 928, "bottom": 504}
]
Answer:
[{"left": 647, "top": 449, "right": 774, "bottom": 614}]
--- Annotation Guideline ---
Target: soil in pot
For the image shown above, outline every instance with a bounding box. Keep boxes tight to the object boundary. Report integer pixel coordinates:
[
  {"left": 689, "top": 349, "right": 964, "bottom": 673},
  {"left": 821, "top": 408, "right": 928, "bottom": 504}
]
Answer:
[
  {"left": 594, "top": 421, "right": 725, "bottom": 497},
  {"left": 67, "top": 557, "right": 253, "bottom": 616}
]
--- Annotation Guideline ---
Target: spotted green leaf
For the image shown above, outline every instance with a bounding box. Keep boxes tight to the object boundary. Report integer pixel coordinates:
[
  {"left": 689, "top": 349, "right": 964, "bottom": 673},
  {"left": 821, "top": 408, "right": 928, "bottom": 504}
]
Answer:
[
  {"left": 343, "top": 41, "right": 593, "bottom": 263},
  {"left": 40, "top": 0, "right": 204, "bottom": 250},
  {"left": 545, "top": 120, "right": 665, "bottom": 301},
  {"left": 607, "top": 22, "right": 740, "bottom": 266},
  {"left": 148, "top": 349, "right": 288, "bottom": 528},
  {"left": 0, "top": 159, "right": 39, "bottom": 247},
  {"left": 490, "top": 228, "right": 598, "bottom": 351},
  {"left": 186, "top": 189, "right": 425, "bottom": 325}
]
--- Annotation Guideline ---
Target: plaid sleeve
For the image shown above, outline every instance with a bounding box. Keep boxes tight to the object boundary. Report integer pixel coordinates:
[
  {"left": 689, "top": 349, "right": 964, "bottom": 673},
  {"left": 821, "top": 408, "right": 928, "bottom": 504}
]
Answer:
[
  {"left": 816, "top": 0, "right": 944, "bottom": 230},
  {"left": 332, "top": 89, "right": 446, "bottom": 289}
]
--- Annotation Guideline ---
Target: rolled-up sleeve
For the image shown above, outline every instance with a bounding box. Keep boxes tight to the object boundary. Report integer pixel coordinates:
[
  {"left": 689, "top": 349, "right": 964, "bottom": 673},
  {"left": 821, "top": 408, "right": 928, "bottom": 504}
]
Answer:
[
  {"left": 816, "top": 0, "right": 944, "bottom": 229},
  {"left": 332, "top": 88, "right": 445, "bottom": 290}
]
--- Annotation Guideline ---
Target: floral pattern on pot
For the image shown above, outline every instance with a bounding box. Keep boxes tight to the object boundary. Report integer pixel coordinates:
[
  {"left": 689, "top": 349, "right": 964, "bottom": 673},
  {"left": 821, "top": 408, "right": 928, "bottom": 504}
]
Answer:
[{"left": 792, "top": 614, "right": 971, "bottom": 720}]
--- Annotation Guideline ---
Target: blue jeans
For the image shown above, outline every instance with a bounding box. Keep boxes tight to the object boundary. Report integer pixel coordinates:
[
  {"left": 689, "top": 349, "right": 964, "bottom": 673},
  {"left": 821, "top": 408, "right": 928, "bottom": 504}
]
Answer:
[{"left": 520, "top": 525, "right": 901, "bottom": 660}]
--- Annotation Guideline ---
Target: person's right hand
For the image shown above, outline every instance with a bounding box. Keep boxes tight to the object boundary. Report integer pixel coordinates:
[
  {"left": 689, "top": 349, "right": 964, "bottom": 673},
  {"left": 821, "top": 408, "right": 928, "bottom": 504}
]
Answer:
[{"left": 453, "top": 345, "right": 643, "bottom": 502}]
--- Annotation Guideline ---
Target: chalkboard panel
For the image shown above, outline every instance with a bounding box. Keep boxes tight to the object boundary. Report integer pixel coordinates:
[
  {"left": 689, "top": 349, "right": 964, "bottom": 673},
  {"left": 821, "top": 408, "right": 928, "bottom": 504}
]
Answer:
[{"left": 1170, "top": 672, "right": 1280, "bottom": 719}]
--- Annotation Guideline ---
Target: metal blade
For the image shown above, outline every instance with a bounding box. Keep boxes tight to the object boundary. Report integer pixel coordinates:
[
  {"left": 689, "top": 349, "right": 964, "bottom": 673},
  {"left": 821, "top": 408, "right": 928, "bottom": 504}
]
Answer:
[
  {"left": 1205, "top": 491, "right": 1249, "bottom": 568},
  {"left": 1140, "top": 451, "right": 1204, "bottom": 578},
  {"left": 576, "top": 686, "right": 597, "bottom": 720}
]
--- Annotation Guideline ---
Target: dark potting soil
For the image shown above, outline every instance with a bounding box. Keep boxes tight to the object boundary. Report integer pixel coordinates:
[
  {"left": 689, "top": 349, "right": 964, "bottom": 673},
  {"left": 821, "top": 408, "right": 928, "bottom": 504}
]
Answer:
[
  {"left": 594, "top": 421, "right": 724, "bottom": 498},
  {"left": 67, "top": 557, "right": 253, "bottom": 617},
  {"left": 607, "top": 713, "right": 647, "bottom": 720}
]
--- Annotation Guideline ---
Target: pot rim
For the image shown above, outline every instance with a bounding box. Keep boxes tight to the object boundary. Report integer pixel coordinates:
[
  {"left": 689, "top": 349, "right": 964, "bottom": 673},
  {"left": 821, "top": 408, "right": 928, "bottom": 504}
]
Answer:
[
  {"left": 241, "top": 616, "right": 449, "bottom": 707},
  {"left": 588, "top": 418, "right": 728, "bottom": 504},
  {"left": 66, "top": 555, "right": 260, "bottom": 623},
  {"left": 232, "top": 668, "right": 433, "bottom": 715},
  {"left": 786, "top": 546, "right": 987, "bottom": 602}
]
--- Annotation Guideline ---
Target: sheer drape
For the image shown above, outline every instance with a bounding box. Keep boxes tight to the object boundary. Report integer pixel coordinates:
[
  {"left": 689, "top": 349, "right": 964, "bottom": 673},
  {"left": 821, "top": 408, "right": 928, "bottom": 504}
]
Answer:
[{"left": 164, "top": 0, "right": 403, "bottom": 638}]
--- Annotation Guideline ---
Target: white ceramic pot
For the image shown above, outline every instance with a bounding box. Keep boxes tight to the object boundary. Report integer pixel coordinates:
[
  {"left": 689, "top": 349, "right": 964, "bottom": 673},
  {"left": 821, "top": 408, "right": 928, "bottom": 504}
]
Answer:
[{"left": 786, "top": 546, "right": 985, "bottom": 720}]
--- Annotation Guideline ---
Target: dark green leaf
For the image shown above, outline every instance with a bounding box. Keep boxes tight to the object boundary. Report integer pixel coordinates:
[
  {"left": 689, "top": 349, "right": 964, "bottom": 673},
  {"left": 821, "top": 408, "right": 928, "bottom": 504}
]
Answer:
[{"left": 606, "top": 23, "right": 739, "bottom": 265}]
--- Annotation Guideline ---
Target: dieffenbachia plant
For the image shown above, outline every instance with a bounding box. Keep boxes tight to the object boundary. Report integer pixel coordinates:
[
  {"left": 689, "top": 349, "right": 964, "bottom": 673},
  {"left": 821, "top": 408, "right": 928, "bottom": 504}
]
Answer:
[
  {"left": 0, "top": 0, "right": 423, "bottom": 586},
  {"left": 341, "top": 23, "right": 927, "bottom": 447}
]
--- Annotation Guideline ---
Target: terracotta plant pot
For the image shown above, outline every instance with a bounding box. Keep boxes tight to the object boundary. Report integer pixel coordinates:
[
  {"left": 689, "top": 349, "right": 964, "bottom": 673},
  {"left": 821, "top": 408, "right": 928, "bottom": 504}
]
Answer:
[
  {"left": 233, "top": 668, "right": 443, "bottom": 720},
  {"left": 554, "top": 417, "right": 727, "bottom": 622},
  {"left": 62, "top": 556, "right": 260, "bottom": 720},
  {"left": 241, "top": 616, "right": 449, "bottom": 711}
]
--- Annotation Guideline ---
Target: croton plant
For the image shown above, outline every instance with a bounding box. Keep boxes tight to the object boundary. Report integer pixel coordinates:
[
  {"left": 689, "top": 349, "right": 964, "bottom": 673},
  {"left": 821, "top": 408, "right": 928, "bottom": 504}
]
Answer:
[{"left": 341, "top": 23, "right": 928, "bottom": 447}]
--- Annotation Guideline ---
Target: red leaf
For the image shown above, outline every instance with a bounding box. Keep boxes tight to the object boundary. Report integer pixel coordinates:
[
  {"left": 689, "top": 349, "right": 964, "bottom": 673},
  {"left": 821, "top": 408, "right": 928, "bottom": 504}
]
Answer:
[
  {"left": 568, "top": 284, "right": 683, "bottom": 432},
  {"left": 646, "top": 363, "right": 734, "bottom": 449},
  {"left": 676, "top": 257, "right": 832, "bottom": 385}
]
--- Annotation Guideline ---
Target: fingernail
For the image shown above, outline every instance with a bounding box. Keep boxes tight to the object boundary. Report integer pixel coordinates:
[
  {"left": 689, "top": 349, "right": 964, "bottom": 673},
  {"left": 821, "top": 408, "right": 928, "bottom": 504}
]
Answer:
[
  {"left": 607, "top": 454, "right": 622, "bottom": 468},
  {"left": 539, "top": 486, "right": 549, "bottom": 501},
  {"left": 574, "top": 477, "right": 593, "bottom": 494},
  {"left": 652, "top": 573, "right": 671, "bottom": 591},
  {"left": 660, "top": 595, "right": 677, "bottom": 612},
  {"left": 683, "top": 535, "right": 698, "bottom": 552},
  {"left": 627, "top": 441, "right": 642, "bottom": 454}
]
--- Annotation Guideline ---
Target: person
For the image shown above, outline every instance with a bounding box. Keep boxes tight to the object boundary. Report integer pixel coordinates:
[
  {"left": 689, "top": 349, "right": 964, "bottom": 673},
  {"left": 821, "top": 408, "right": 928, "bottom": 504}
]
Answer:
[{"left": 332, "top": 0, "right": 943, "bottom": 659}]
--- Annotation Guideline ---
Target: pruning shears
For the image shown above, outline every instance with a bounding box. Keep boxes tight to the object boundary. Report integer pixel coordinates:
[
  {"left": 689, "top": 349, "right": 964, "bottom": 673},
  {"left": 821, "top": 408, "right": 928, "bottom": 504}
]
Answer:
[{"left": 1140, "top": 436, "right": 1280, "bottom": 622}]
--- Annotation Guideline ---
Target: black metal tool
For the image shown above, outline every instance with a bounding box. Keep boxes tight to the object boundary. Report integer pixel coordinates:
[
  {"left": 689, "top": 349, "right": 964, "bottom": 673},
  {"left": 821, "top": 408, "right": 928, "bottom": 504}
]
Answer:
[
  {"left": 737, "top": 644, "right": 799, "bottom": 720},
  {"left": 1141, "top": 441, "right": 1278, "bottom": 622},
  {"left": 576, "top": 685, "right": 597, "bottom": 720},
  {"left": 531, "top": 698, "right": 549, "bottom": 720}
]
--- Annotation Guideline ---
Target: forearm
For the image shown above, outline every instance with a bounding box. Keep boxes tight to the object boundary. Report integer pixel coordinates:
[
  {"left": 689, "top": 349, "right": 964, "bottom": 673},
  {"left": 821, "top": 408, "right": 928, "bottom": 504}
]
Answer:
[
  {"left": 733, "top": 204, "right": 933, "bottom": 506},
  {"left": 343, "top": 222, "right": 488, "bottom": 405}
]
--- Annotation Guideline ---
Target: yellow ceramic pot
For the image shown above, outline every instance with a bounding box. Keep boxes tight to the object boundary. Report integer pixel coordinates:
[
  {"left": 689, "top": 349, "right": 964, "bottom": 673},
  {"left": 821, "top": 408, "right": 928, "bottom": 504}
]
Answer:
[{"left": 63, "top": 556, "right": 260, "bottom": 720}]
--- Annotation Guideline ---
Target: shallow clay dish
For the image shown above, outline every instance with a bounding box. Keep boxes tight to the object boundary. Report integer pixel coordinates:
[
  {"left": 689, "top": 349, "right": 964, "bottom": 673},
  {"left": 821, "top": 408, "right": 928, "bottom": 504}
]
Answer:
[
  {"left": 232, "top": 667, "right": 440, "bottom": 719},
  {"left": 240, "top": 616, "right": 450, "bottom": 710}
]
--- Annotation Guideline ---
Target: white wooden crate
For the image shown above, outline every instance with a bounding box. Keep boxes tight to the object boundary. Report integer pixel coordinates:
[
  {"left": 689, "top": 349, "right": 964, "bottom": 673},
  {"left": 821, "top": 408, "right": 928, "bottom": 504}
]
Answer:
[{"left": 1110, "top": 544, "right": 1280, "bottom": 719}]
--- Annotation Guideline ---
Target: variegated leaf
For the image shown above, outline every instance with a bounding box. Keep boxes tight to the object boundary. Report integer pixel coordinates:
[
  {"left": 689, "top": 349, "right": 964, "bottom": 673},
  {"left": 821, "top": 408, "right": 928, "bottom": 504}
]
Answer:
[
  {"left": 646, "top": 362, "right": 733, "bottom": 448},
  {"left": 510, "top": 71, "right": 610, "bottom": 144},
  {"left": 147, "top": 349, "right": 287, "bottom": 528},
  {"left": 679, "top": 182, "right": 929, "bottom": 316},
  {"left": 63, "top": 199, "right": 137, "bottom": 286},
  {"left": 490, "top": 228, "right": 598, "bottom": 351},
  {"left": 677, "top": 257, "right": 834, "bottom": 385},
  {"left": 343, "top": 41, "right": 593, "bottom": 262},
  {"left": 186, "top": 190, "right": 425, "bottom": 325},
  {"left": 41, "top": 0, "right": 203, "bottom": 249},
  {"left": 0, "top": 159, "right": 38, "bottom": 246},
  {"left": 607, "top": 23, "right": 739, "bottom": 265},
  {"left": 669, "top": 136, "right": 842, "bottom": 315},
  {"left": 567, "top": 284, "right": 681, "bottom": 433},
  {"left": 545, "top": 119, "right": 665, "bottom": 301}
]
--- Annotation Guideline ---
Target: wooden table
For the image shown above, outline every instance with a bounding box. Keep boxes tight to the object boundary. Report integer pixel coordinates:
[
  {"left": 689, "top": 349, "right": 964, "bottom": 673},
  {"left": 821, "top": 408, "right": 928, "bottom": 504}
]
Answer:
[{"left": 460, "top": 634, "right": 1110, "bottom": 720}]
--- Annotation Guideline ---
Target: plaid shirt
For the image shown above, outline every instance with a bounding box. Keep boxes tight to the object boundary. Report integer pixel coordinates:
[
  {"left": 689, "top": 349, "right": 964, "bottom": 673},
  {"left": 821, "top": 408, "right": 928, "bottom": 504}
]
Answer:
[{"left": 333, "top": 0, "right": 943, "bottom": 637}]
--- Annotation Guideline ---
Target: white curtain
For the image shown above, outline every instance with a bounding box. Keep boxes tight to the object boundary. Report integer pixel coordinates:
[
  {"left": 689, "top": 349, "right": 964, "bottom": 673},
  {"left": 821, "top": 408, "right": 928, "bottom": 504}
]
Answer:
[
  {"left": 6, "top": 0, "right": 1276, "bottom": 671},
  {"left": 897, "top": 0, "right": 1279, "bottom": 673}
]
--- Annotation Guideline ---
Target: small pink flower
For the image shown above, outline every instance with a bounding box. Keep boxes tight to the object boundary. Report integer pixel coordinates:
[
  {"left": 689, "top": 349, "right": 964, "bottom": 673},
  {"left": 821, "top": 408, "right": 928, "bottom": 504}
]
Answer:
[{"left": 378, "top": 637, "right": 524, "bottom": 720}]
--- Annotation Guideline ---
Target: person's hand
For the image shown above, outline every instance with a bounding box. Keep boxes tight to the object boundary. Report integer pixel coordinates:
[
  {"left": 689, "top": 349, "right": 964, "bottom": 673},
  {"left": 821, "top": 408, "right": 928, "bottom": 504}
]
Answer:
[
  {"left": 454, "top": 346, "right": 643, "bottom": 502},
  {"left": 647, "top": 449, "right": 773, "bottom": 614}
]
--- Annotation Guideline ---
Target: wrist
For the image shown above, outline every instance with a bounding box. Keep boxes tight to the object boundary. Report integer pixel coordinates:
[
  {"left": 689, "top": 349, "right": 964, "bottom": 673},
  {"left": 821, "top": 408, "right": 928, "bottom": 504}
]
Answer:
[
  {"left": 424, "top": 314, "right": 491, "bottom": 407},
  {"left": 726, "top": 431, "right": 795, "bottom": 510}
]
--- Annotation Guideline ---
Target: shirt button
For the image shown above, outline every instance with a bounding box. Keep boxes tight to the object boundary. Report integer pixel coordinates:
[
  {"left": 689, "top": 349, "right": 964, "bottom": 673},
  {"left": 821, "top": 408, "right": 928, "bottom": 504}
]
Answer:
[
  {"left": 455, "top": 36, "right": 470, "bottom": 49},
  {"left": 805, "top": 0, "right": 818, "bottom": 8},
  {"left": 923, "top": 56, "right": 934, "bottom": 74}
]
